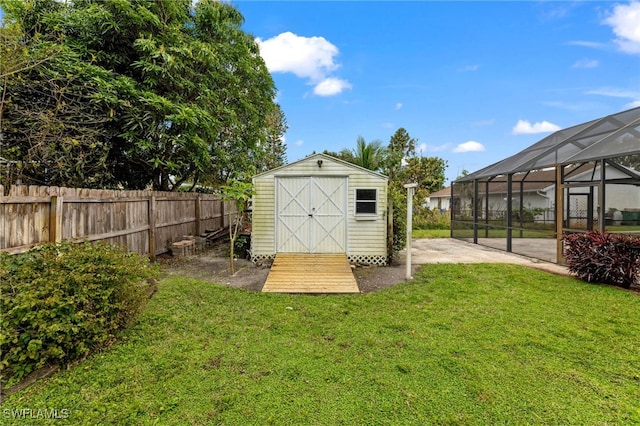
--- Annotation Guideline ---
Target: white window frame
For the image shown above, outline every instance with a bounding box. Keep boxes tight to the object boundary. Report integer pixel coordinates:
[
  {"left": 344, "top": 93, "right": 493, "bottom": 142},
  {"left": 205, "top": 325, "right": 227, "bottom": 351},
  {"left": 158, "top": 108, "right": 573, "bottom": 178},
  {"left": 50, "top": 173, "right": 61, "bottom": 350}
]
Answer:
[{"left": 355, "top": 188, "right": 377, "bottom": 219}]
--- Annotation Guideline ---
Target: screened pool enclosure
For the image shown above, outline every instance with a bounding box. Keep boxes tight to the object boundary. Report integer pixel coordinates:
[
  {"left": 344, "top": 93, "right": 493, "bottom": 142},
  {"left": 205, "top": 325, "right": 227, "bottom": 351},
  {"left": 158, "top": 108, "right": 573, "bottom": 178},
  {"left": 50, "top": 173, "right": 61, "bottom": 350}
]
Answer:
[{"left": 451, "top": 107, "right": 640, "bottom": 263}]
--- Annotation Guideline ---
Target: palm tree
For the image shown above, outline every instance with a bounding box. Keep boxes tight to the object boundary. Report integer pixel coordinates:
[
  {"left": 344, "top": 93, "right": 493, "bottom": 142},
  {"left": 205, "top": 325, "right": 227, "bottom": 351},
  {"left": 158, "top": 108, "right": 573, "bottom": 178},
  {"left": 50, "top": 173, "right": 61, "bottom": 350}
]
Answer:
[{"left": 339, "top": 136, "right": 386, "bottom": 172}]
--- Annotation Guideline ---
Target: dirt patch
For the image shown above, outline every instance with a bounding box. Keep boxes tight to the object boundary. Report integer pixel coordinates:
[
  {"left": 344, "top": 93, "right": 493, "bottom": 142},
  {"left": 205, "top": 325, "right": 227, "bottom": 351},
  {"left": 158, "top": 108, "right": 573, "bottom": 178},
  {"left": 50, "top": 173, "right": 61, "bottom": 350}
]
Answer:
[
  {"left": 351, "top": 261, "right": 416, "bottom": 293},
  {"left": 159, "top": 252, "right": 270, "bottom": 292},
  {"left": 158, "top": 244, "right": 412, "bottom": 293}
]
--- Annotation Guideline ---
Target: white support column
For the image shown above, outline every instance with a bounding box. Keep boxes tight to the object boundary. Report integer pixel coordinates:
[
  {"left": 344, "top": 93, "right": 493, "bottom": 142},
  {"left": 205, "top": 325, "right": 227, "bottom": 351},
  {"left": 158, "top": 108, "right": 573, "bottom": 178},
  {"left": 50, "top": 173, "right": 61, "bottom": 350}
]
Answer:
[{"left": 404, "top": 183, "right": 418, "bottom": 280}]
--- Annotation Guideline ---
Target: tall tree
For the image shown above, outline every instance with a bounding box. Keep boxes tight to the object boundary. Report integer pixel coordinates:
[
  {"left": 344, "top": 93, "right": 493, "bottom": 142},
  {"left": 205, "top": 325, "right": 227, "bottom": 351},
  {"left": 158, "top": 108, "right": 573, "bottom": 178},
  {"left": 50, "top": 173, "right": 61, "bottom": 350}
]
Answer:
[
  {"left": 383, "top": 128, "right": 415, "bottom": 253},
  {"left": 384, "top": 128, "right": 446, "bottom": 253},
  {"left": 260, "top": 104, "right": 288, "bottom": 171},
  {"left": 0, "top": 0, "right": 282, "bottom": 190}
]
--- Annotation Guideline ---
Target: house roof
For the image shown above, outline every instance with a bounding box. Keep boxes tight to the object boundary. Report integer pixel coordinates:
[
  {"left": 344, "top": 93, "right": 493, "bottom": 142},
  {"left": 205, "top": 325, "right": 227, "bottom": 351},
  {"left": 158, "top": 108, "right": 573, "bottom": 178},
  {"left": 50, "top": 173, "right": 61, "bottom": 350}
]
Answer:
[
  {"left": 253, "top": 152, "right": 388, "bottom": 180},
  {"left": 429, "top": 187, "right": 452, "bottom": 198},
  {"left": 457, "top": 106, "right": 640, "bottom": 183}
]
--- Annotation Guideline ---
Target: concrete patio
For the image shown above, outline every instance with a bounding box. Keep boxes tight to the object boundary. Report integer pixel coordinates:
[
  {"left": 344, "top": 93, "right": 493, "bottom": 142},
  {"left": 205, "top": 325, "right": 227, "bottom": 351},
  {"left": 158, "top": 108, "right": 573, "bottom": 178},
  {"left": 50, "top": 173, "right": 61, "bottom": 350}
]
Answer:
[{"left": 401, "top": 238, "right": 569, "bottom": 276}]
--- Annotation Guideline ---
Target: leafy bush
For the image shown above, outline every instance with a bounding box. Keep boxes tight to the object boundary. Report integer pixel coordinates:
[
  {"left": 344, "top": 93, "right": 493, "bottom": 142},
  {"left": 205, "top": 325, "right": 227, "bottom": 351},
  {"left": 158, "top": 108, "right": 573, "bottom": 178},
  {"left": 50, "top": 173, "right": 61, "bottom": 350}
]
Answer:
[
  {"left": 0, "top": 242, "right": 158, "bottom": 387},
  {"left": 563, "top": 231, "right": 640, "bottom": 288},
  {"left": 389, "top": 187, "right": 407, "bottom": 255},
  {"left": 414, "top": 207, "right": 450, "bottom": 230}
]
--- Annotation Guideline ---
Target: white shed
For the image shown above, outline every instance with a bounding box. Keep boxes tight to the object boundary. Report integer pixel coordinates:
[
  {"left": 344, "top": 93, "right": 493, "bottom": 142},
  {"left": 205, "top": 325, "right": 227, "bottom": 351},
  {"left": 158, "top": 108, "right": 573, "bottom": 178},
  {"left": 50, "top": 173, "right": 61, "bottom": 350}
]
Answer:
[{"left": 251, "top": 153, "right": 388, "bottom": 266}]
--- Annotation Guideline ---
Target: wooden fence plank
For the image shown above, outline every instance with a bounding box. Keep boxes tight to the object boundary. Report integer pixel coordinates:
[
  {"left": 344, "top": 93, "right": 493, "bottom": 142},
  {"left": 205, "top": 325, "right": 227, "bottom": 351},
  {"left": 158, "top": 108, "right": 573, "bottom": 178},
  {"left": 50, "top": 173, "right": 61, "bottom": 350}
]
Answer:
[
  {"left": 0, "top": 185, "right": 236, "bottom": 258},
  {"left": 148, "top": 195, "right": 156, "bottom": 262},
  {"left": 49, "top": 196, "right": 63, "bottom": 243}
]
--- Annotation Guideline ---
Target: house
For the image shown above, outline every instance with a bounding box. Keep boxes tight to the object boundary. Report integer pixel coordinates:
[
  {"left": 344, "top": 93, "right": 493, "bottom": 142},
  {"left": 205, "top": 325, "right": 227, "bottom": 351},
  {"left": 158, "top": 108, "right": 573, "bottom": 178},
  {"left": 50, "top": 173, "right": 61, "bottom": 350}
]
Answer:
[
  {"left": 251, "top": 153, "right": 389, "bottom": 266},
  {"left": 426, "top": 187, "right": 451, "bottom": 211}
]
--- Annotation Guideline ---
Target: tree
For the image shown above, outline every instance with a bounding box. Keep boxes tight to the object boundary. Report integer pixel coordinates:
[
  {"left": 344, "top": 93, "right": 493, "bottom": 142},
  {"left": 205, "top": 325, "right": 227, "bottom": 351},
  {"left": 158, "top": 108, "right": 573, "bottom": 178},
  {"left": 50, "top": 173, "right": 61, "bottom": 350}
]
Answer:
[
  {"left": 0, "top": 7, "right": 119, "bottom": 187},
  {"left": 220, "top": 180, "right": 254, "bottom": 275},
  {"left": 386, "top": 127, "right": 416, "bottom": 184},
  {"left": 402, "top": 156, "right": 447, "bottom": 207},
  {"left": 615, "top": 154, "right": 640, "bottom": 171},
  {"left": 338, "top": 136, "right": 386, "bottom": 172},
  {"left": 384, "top": 128, "right": 447, "bottom": 253},
  {"left": 0, "top": 0, "right": 282, "bottom": 190},
  {"left": 1, "top": 54, "right": 118, "bottom": 187},
  {"left": 262, "top": 104, "right": 288, "bottom": 171},
  {"left": 384, "top": 128, "right": 417, "bottom": 254},
  {"left": 457, "top": 169, "right": 470, "bottom": 180}
]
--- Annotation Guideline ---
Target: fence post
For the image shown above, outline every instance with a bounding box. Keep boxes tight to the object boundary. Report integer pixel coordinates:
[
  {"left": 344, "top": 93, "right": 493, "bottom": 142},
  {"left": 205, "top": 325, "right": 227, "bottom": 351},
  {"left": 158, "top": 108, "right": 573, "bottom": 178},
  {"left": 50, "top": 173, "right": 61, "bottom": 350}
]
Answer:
[
  {"left": 49, "top": 195, "right": 63, "bottom": 243},
  {"left": 195, "top": 195, "right": 202, "bottom": 236},
  {"left": 148, "top": 195, "right": 156, "bottom": 262},
  {"left": 555, "top": 165, "right": 564, "bottom": 264}
]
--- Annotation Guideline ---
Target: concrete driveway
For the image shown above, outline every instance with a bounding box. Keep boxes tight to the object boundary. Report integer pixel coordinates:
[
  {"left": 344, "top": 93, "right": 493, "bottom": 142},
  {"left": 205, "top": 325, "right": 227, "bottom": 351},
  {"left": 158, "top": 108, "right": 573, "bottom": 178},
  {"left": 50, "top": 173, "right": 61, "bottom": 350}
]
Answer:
[{"left": 401, "top": 238, "right": 570, "bottom": 276}]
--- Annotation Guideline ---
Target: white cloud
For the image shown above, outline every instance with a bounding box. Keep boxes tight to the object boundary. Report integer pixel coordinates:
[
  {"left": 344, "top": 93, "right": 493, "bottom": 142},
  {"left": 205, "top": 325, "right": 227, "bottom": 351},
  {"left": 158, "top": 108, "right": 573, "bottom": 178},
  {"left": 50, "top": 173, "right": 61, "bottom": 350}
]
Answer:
[
  {"left": 604, "top": 1, "right": 640, "bottom": 54},
  {"left": 256, "top": 32, "right": 338, "bottom": 79},
  {"left": 587, "top": 87, "right": 640, "bottom": 99},
  {"left": 295, "top": 140, "right": 304, "bottom": 147},
  {"left": 566, "top": 40, "right": 608, "bottom": 49},
  {"left": 313, "top": 78, "right": 352, "bottom": 96},
  {"left": 539, "top": 3, "right": 579, "bottom": 20},
  {"left": 625, "top": 100, "right": 640, "bottom": 109},
  {"left": 256, "top": 32, "right": 352, "bottom": 96},
  {"left": 395, "top": 103, "right": 403, "bottom": 110},
  {"left": 453, "top": 141, "right": 485, "bottom": 153},
  {"left": 416, "top": 143, "right": 451, "bottom": 154},
  {"left": 586, "top": 86, "right": 640, "bottom": 108},
  {"left": 458, "top": 64, "right": 480, "bottom": 72},
  {"left": 571, "top": 58, "right": 599, "bottom": 69},
  {"left": 421, "top": 143, "right": 452, "bottom": 153},
  {"left": 512, "top": 120, "right": 561, "bottom": 135}
]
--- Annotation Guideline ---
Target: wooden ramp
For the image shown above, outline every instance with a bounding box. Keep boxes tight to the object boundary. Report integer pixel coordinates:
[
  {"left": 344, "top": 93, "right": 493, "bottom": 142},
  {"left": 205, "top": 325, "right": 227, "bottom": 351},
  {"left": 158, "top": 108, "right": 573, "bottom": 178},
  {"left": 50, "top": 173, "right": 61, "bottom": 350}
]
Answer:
[{"left": 262, "top": 253, "right": 359, "bottom": 293}]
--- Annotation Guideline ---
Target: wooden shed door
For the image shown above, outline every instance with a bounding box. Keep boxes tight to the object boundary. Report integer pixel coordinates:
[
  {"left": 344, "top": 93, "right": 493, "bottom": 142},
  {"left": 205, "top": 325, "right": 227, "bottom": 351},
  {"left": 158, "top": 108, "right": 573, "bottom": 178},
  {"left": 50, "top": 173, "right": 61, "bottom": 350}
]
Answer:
[{"left": 276, "top": 177, "right": 347, "bottom": 253}]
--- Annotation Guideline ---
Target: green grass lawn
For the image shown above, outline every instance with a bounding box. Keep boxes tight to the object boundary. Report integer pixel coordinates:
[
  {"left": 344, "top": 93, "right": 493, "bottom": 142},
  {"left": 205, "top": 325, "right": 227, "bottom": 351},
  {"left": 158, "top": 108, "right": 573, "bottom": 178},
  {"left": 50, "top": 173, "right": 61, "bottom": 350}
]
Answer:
[
  {"left": 412, "top": 229, "right": 450, "bottom": 238},
  {"left": 4, "top": 264, "right": 640, "bottom": 425}
]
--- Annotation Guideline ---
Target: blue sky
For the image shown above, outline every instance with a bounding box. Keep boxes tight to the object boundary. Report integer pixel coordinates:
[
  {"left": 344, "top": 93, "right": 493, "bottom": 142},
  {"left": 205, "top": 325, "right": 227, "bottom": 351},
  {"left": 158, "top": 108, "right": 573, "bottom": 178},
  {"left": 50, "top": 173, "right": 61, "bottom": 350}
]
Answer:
[
  {"left": 236, "top": 1, "right": 640, "bottom": 184},
  {"left": 1, "top": 2, "right": 638, "bottom": 185}
]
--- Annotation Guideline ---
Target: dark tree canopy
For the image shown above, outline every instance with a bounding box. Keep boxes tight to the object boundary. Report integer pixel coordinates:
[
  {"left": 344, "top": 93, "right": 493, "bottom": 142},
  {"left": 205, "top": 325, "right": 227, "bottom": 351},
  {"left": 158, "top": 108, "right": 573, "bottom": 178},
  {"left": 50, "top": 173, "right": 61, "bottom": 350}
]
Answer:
[{"left": 0, "top": 0, "right": 285, "bottom": 190}]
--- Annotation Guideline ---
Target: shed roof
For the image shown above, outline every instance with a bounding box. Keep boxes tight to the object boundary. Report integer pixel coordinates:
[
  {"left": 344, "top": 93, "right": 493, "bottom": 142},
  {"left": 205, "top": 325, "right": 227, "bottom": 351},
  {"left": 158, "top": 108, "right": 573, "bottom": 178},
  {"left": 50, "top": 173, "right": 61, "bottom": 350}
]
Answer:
[
  {"left": 457, "top": 107, "right": 640, "bottom": 183},
  {"left": 253, "top": 153, "right": 388, "bottom": 180}
]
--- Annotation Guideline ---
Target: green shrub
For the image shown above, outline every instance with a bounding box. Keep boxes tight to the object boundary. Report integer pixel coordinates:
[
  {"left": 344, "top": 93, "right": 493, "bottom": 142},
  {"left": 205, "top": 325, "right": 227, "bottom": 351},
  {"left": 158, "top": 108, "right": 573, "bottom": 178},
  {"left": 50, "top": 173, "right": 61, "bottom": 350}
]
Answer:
[
  {"left": 0, "top": 242, "right": 158, "bottom": 387},
  {"left": 512, "top": 207, "right": 546, "bottom": 223},
  {"left": 390, "top": 187, "right": 407, "bottom": 255},
  {"left": 414, "top": 208, "right": 451, "bottom": 230}
]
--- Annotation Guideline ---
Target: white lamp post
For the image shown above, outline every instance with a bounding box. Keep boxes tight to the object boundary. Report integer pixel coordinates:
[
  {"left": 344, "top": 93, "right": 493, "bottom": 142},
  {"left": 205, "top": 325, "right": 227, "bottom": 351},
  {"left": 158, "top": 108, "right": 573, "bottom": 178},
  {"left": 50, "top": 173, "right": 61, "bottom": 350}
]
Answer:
[{"left": 404, "top": 182, "right": 418, "bottom": 280}]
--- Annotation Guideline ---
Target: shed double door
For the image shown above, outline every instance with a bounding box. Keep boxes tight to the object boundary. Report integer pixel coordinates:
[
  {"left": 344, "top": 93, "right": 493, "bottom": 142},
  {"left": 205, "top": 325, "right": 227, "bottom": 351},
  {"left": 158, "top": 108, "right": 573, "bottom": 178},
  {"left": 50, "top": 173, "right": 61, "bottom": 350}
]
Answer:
[{"left": 276, "top": 176, "right": 347, "bottom": 253}]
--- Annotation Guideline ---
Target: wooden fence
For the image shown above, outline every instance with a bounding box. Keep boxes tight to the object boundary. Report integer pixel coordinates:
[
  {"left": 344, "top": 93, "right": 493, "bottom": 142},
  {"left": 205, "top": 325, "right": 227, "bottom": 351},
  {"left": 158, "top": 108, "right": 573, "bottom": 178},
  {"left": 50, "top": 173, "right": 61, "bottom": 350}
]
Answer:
[{"left": 0, "top": 185, "right": 237, "bottom": 260}]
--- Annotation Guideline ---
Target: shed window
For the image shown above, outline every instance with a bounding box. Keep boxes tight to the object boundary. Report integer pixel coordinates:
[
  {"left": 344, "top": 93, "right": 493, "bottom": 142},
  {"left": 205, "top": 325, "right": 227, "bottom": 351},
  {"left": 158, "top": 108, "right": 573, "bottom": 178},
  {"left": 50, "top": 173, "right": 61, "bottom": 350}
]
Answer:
[{"left": 356, "top": 189, "right": 377, "bottom": 214}]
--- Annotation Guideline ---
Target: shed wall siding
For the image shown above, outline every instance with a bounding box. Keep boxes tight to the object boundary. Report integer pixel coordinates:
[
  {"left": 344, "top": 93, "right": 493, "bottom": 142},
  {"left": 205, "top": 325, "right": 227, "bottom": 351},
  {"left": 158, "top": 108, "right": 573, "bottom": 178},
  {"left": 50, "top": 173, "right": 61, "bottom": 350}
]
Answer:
[
  {"left": 251, "top": 177, "right": 275, "bottom": 257},
  {"left": 346, "top": 174, "right": 387, "bottom": 257}
]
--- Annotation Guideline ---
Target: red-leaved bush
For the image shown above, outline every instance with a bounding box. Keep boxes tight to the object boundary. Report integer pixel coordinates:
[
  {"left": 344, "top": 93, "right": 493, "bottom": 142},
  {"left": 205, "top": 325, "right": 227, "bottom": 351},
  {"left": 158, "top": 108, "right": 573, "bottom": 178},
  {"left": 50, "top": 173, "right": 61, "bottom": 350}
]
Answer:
[{"left": 563, "top": 231, "right": 640, "bottom": 288}]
